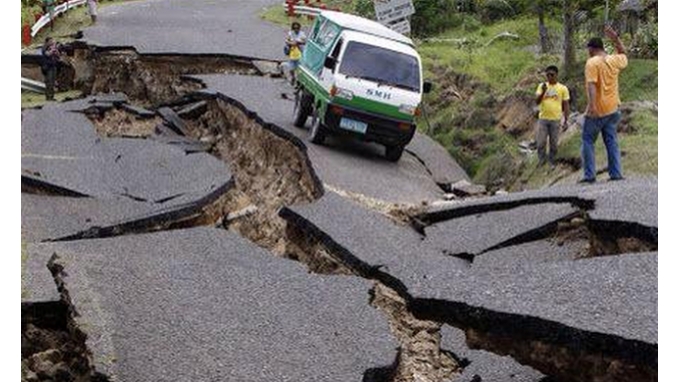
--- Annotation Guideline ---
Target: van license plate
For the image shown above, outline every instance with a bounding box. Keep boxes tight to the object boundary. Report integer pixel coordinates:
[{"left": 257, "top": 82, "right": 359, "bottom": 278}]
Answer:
[{"left": 339, "top": 118, "right": 368, "bottom": 134}]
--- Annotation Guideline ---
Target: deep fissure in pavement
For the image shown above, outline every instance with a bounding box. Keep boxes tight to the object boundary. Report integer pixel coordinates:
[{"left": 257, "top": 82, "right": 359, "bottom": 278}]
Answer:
[
  {"left": 23, "top": 44, "right": 263, "bottom": 107},
  {"left": 181, "top": 97, "right": 324, "bottom": 254},
  {"left": 176, "top": 98, "right": 459, "bottom": 381},
  {"left": 412, "top": 298, "right": 657, "bottom": 382},
  {"left": 370, "top": 283, "right": 460, "bottom": 382},
  {"left": 421, "top": 201, "right": 656, "bottom": 261},
  {"left": 21, "top": 258, "right": 109, "bottom": 382},
  {"left": 587, "top": 220, "right": 658, "bottom": 257},
  {"left": 87, "top": 107, "right": 162, "bottom": 138}
]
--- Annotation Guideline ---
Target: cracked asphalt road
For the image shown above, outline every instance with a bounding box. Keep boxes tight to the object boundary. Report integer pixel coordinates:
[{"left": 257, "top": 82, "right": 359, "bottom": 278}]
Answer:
[
  {"left": 193, "top": 74, "right": 468, "bottom": 203},
  {"left": 83, "top": 0, "right": 285, "bottom": 59},
  {"left": 21, "top": 0, "right": 658, "bottom": 381},
  {"left": 31, "top": 229, "right": 397, "bottom": 382}
]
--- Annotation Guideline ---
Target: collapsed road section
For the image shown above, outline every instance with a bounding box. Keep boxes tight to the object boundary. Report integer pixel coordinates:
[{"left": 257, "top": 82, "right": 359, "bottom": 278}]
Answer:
[
  {"left": 21, "top": 43, "right": 277, "bottom": 107},
  {"left": 22, "top": 44, "right": 657, "bottom": 382},
  {"left": 23, "top": 77, "right": 460, "bottom": 381},
  {"left": 280, "top": 184, "right": 658, "bottom": 382}
]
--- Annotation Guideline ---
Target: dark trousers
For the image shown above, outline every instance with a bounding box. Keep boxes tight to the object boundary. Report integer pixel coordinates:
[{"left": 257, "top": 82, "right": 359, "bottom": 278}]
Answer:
[
  {"left": 536, "top": 119, "right": 560, "bottom": 164},
  {"left": 44, "top": 66, "right": 56, "bottom": 100}
]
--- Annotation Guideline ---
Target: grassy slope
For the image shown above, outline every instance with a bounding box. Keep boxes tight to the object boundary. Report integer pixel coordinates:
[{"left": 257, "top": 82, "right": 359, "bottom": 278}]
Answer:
[
  {"left": 417, "top": 16, "right": 658, "bottom": 190},
  {"left": 419, "top": 16, "right": 561, "bottom": 95}
]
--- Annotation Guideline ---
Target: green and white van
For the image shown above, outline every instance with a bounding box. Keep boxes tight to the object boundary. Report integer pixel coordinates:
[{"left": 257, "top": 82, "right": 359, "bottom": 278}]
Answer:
[{"left": 293, "top": 11, "right": 431, "bottom": 162}]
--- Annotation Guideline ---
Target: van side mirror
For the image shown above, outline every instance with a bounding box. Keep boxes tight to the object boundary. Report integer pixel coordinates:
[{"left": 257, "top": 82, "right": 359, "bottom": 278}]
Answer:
[
  {"left": 423, "top": 82, "right": 433, "bottom": 94},
  {"left": 324, "top": 57, "right": 337, "bottom": 71}
]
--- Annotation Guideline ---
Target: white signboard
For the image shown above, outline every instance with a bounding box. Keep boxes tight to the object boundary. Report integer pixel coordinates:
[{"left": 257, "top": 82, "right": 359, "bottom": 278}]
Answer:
[
  {"left": 374, "top": 0, "right": 415, "bottom": 24},
  {"left": 387, "top": 18, "right": 411, "bottom": 35}
]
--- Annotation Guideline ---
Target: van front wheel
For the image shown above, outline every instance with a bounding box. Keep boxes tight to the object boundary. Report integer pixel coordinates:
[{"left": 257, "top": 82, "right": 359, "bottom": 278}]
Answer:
[
  {"left": 293, "top": 92, "right": 313, "bottom": 128},
  {"left": 308, "top": 110, "right": 326, "bottom": 145},
  {"left": 385, "top": 144, "right": 404, "bottom": 162}
]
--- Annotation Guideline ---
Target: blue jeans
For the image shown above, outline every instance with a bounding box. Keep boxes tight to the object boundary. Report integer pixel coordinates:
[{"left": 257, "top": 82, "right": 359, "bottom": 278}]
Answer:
[{"left": 581, "top": 110, "right": 623, "bottom": 180}]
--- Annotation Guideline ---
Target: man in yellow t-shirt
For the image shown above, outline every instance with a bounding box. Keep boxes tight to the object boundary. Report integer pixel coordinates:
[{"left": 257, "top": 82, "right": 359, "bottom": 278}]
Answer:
[
  {"left": 580, "top": 25, "right": 628, "bottom": 183},
  {"left": 535, "top": 65, "right": 570, "bottom": 166}
]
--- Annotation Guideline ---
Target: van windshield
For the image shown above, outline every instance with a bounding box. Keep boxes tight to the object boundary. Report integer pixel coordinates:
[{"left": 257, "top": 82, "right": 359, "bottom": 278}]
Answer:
[{"left": 338, "top": 41, "right": 420, "bottom": 92}]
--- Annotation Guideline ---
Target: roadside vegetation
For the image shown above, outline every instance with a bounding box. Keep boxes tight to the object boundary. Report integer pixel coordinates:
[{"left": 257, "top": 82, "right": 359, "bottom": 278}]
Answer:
[
  {"left": 263, "top": 0, "right": 658, "bottom": 191},
  {"left": 417, "top": 13, "right": 657, "bottom": 191}
]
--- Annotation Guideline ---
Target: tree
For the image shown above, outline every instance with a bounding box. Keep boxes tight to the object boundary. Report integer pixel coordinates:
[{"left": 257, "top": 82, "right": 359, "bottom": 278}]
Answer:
[{"left": 562, "top": 0, "right": 577, "bottom": 78}]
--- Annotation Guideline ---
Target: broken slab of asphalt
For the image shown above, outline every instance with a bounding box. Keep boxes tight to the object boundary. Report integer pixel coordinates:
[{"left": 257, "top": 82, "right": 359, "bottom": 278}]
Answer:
[
  {"left": 280, "top": 190, "right": 471, "bottom": 296},
  {"left": 404, "top": 133, "right": 470, "bottom": 188},
  {"left": 420, "top": 177, "right": 657, "bottom": 230},
  {"left": 22, "top": 97, "right": 232, "bottom": 201},
  {"left": 471, "top": 238, "right": 585, "bottom": 271},
  {"left": 191, "top": 73, "right": 467, "bottom": 204},
  {"left": 414, "top": 253, "right": 658, "bottom": 382},
  {"left": 22, "top": 243, "right": 62, "bottom": 305},
  {"left": 21, "top": 175, "right": 230, "bottom": 242},
  {"left": 34, "top": 227, "right": 397, "bottom": 381},
  {"left": 423, "top": 202, "right": 580, "bottom": 259},
  {"left": 21, "top": 194, "right": 162, "bottom": 242},
  {"left": 279, "top": 190, "right": 657, "bottom": 381}
]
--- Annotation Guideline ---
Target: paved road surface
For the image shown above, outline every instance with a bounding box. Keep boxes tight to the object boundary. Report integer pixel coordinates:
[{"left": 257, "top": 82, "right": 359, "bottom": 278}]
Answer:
[
  {"left": 195, "top": 74, "right": 468, "bottom": 203},
  {"left": 21, "top": 0, "right": 658, "bottom": 380},
  {"left": 28, "top": 229, "right": 397, "bottom": 382},
  {"left": 83, "top": 0, "right": 285, "bottom": 60}
]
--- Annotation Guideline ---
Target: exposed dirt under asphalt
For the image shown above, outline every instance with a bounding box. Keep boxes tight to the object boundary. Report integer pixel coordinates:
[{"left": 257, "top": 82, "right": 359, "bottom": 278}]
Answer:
[
  {"left": 88, "top": 108, "right": 162, "bottom": 138},
  {"left": 22, "top": 44, "right": 657, "bottom": 382}
]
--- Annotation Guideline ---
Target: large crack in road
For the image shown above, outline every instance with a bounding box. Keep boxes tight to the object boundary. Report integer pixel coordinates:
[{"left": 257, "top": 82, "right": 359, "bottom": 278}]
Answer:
[
  {"left": 22, "top": 43, "right": 657, "bottom": 382},
  {"left": 22, "top": 47, "right": 465, "bottom": 382}
]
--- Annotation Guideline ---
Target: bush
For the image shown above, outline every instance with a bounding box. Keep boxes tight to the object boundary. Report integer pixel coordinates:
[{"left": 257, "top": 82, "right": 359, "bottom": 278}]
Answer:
[
  {"left": 349, "top": 0, "right": 374, "bottom": 18},
  {"left": 631, "top": 21, "right": 657, "bottom": 58},
  {"left": 353, "top": 0, "right": 465, "bottom": 37}
]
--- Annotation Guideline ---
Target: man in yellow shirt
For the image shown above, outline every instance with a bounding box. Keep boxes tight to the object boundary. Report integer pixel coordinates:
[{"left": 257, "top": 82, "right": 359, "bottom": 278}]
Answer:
[
  {"left": 535, "top": 65, "right": 570, "bottom": 166},
  {"left": 580, "top": 26, "right": 628, "bottom": 183}
]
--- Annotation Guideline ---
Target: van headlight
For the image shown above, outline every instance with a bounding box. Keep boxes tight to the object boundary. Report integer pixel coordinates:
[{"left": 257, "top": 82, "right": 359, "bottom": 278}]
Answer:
[
  {"left": 330, "top": 85, "right": 354, "bottom": 101},
  {"left": 399, "top": 104, "right": 418, "bottom": 116}
]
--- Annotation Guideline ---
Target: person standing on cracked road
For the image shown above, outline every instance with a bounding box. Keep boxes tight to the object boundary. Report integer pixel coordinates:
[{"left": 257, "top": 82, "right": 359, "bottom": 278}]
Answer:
[
  {"left": 580, "top": 25, "right": 628, "bottom": 184},
  {"left": 283, "top": 21, "right": 306, "bottom": 85},
  {"left": 41, "top": 37, "right": 61, "bottom": 101},
  {"left": 87, "top": 0, "right": 98, "bottom": 24},
  {"left": 535, "top": 65, "right": 570, "bottom": 167}
]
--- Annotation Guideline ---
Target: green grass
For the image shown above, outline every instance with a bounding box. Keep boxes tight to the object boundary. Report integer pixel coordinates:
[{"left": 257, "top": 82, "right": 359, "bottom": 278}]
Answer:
[
  {"left": 30, "top": 5, "right": 93, "bottom": 47},
  {"left": 21, "top": 4, "right": 43, "bottom": 27},
  {"left": 418, "top": 16, "right": 562, "bottom": 95},
  {"left": 619, "top": 59, "right": 658, "bottom": 102},
  {"left": 22, "top": 90, "right": 83, "bottom": 109},
  {"left": 517, "top": 107, "right": 658, "bottom": 188},
  {"left": 260, "top": 4, "right": 314, "bottom": 28},
  {"left": 416, "top": 13, "right": 658, "bottom": 190}
]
